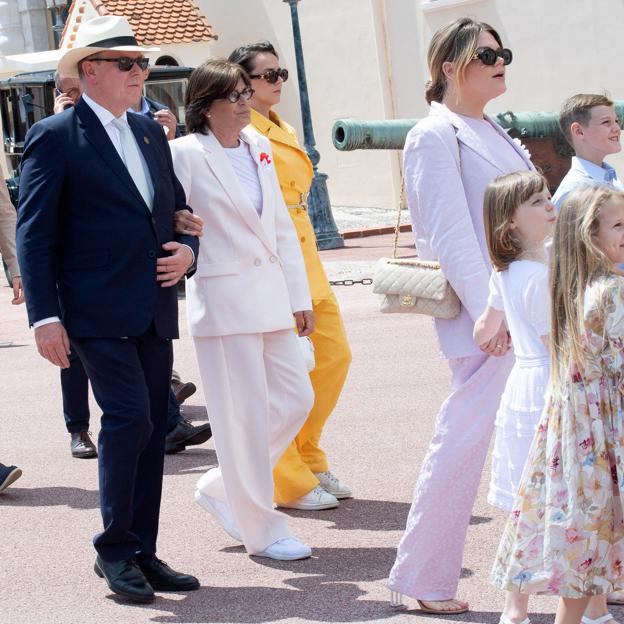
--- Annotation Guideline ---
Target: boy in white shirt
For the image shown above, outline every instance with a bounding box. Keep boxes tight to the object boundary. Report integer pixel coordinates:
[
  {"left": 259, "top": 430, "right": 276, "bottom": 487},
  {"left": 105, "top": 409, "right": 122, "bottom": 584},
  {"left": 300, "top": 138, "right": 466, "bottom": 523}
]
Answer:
[{"left": 552, "top": 93, "right": 623, "bottom": 210}]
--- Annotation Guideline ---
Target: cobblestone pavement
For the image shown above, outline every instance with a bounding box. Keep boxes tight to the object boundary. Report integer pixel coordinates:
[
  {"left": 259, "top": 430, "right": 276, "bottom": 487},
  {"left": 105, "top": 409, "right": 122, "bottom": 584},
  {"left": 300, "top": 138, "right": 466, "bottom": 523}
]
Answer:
[{"left": 0, "top": 231, "right": 614, "bottom": 624}]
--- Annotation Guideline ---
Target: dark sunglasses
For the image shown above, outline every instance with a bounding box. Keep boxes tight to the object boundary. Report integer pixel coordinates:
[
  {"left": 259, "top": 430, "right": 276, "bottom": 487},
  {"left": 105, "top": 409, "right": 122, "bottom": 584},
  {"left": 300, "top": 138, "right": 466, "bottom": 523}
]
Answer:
[
  {"left": 248, "top": 68, "right": 289, "bottom": 84},
  {"left": 472, "top": 47, "right": 512, "bottom": 66},
  {"left": 223, "top": 87, "right": 255, "bottom": 103},
  {"left": 88, "top": 56, "right": 150, "bottom": 71}
]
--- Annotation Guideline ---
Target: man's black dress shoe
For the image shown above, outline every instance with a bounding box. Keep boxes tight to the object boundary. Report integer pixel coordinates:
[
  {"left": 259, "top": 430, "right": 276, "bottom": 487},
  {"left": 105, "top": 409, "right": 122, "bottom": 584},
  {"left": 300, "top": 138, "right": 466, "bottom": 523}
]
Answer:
[
  {"left": 0, "top": 463, "right": 22, "bottom": 493},
  {"left": 171, "top": 380, "right": 197, "bottom": 405},
  {"left": 94, "top": 556, "right": 154, "bottom": 603},
  {"left": 136, "top": 556, "right": 200, "bottom": 591},
  {"left": 165, "top": 419, "right": 211, "bottom": 454},
  {"left": 70, "top": 430, "right": 97, "bottom": 459}
]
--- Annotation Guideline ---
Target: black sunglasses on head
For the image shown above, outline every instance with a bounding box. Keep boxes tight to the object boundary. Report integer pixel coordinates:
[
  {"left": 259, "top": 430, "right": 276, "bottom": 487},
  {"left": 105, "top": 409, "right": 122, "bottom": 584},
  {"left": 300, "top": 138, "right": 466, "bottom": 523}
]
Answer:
[
  {"left": 248, "top": 68, "right": 289, "bottom": 84},
  {"left": 88, "top": 56, "right": 150, "bottom": 72},
  {"left": 472, "top": 47, "right": 512, "bottom": 66}
]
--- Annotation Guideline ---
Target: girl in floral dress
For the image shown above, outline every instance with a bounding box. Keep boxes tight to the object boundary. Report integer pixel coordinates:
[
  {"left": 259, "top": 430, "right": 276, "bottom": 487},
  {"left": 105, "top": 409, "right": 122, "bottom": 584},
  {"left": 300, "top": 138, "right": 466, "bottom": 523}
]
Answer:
[
  {"left": 474, "top": 171, "right": 555, "bottom": 624},
  {"left": 491, "top": 185, "right": 624, "bottom": 624}
]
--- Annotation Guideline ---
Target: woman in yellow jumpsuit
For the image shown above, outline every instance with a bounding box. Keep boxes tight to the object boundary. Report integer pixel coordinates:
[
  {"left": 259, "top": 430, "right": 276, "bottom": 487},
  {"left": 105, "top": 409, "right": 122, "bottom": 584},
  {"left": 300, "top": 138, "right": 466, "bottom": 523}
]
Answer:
[{"left": 229, "top": 42, "right": 352, "bottom": 510}]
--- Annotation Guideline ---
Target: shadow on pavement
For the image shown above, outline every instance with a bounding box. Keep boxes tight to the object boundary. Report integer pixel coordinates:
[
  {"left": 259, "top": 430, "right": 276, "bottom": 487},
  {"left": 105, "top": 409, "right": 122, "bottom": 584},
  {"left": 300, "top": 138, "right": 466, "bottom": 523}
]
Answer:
[
  {"left": 148, "top": 547, "right": 407, "bottom": 622},
  {"left": 163, "top": 448, "right": 217, "bottom": 476},
  {"left": 179, "top": 405, "right": 208, "bottom": 420},
  {"left": 0, "top": 486, "right": 99, "bottom": 508},
  {"left": 281, "top": 499, "right": 411, "bottom": 532}
]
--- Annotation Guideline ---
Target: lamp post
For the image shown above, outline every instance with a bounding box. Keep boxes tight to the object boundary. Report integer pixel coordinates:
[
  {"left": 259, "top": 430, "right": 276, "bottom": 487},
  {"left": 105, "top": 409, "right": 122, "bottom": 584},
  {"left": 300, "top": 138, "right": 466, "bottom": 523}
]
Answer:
[
  {"left": 283, "top": 0, "right": 343, "bottom": 249},
  {"left": 48, "top": 0, "right": 69, "bottom": 49}
]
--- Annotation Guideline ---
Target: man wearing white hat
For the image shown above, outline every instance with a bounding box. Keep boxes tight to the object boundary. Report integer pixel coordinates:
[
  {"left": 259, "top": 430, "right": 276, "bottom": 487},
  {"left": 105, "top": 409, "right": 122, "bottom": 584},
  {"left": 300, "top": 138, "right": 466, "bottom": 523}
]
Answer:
[{"left": 16, "top": 15, "right": 200, "bottom": 603}]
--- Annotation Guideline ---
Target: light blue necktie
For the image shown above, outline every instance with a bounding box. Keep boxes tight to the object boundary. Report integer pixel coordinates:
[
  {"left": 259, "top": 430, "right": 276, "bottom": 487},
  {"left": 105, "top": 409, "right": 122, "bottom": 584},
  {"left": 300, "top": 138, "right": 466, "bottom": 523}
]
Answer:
[{"left": 111, "top": 117, "right": 153, "bottom": 210}]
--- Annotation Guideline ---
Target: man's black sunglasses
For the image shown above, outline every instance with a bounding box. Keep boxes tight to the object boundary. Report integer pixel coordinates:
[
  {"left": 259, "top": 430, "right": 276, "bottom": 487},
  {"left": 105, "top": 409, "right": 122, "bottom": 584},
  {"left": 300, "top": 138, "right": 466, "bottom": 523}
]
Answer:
[
  {"left": 248, "top": 68, "right": 289, "bottom": 84},
  {"left": 88, "top": 56, "right": 150, "bottom": 72},
  {"left": 472, "top": 47, "right": 513, "bottom": 66}
]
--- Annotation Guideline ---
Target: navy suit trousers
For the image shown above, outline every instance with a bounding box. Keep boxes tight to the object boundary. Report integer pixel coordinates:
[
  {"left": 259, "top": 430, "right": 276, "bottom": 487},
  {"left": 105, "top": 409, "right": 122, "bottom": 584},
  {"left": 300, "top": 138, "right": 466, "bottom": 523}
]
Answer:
[
  {"left": 61, "top": 350, "right": 182, "bottom": 434},
  {"left": 72, "top": 327, "right": 172, "bottom": 561}
]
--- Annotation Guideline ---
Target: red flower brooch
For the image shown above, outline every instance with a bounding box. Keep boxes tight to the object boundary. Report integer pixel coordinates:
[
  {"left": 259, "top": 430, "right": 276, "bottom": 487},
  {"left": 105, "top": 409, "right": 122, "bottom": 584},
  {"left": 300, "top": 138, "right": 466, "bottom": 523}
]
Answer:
[{"left": 259, "top": 152, "right": 272, "bottom": 165}]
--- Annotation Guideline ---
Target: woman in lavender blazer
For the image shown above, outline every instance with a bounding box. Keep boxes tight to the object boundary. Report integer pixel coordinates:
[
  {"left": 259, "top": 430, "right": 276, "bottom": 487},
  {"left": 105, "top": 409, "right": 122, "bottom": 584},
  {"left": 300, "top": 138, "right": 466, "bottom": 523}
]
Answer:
[{"left": 387, "top": 18, "right": 534, "bottom": 614}]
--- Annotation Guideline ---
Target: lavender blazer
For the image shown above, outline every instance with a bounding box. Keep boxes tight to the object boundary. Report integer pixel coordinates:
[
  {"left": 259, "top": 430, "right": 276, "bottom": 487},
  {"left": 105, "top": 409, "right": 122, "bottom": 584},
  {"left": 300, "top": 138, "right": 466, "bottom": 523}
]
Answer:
[{"left": 405, "top": 101, "right": 534, "bottom": 359}]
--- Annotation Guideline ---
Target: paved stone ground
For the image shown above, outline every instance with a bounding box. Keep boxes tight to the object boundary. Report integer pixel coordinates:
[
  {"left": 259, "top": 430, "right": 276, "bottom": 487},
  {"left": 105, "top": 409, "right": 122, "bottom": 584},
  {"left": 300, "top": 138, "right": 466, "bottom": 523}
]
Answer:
[{"left": 0, "top": 231, "right": 619, "bottom": 624}]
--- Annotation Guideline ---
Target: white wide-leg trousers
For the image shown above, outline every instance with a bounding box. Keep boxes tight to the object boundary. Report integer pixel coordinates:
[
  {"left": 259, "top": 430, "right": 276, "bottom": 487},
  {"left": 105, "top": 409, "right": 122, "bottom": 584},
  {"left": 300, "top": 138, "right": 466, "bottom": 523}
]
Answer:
[
  {"left": 194, "top": 329, "right": 314, "bottom": 554},
  {"left": 388, "top": 352, "right": 513, "bottom": 600}
]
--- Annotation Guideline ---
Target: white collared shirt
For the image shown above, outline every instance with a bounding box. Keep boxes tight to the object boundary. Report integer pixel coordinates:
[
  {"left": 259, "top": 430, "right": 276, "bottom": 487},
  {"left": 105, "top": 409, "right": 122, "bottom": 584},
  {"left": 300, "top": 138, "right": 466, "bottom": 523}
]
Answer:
[{"left": 552, "top": 155, "right": 624, "bottom": 210}]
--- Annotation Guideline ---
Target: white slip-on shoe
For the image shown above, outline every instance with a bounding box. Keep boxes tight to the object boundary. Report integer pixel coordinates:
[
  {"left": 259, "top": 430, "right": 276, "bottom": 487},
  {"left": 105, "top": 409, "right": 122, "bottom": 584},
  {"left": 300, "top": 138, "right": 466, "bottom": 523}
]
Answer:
[
  {"left": 314, "top": 470, "right": 353, "bottom": 499},
  {"left": 253, "top": 538, "right": 312, "bottom": 561},
  {"left": 581, "top": 615, "right": 616, "bottom": 624},
  {"left": 278, "top": 485, "right": 339, "bottom": 510},
  {"left": 194, "top": 490, "right": 242, "bottom": 542}
]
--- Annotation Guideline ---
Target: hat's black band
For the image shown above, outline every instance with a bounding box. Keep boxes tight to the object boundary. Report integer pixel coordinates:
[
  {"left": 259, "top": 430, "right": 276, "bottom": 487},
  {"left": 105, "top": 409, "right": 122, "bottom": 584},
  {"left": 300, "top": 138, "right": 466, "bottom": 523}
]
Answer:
[{"left": 88, "top": 35, "right": 139, "bottom": 48}]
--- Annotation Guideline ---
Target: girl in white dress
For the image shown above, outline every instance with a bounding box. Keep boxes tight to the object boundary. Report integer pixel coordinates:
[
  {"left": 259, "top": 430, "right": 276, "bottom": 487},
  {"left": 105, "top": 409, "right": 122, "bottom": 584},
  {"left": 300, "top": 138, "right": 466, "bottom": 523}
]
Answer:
[{"left": 474, "top": 170, "right": 555, "bottom": 624}]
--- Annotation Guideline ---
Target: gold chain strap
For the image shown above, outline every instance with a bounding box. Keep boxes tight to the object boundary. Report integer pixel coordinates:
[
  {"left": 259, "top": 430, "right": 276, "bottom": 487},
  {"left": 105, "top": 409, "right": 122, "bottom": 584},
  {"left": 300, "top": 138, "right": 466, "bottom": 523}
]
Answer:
[{"left": 392, "top": 172, "right": 406, "bottom": 259}]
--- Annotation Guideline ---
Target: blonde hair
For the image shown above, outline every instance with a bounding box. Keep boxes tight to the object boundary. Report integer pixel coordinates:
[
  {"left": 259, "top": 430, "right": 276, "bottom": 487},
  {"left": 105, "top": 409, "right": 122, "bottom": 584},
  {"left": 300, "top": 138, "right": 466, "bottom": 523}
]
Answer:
[
  {"left": 425, "top": 18, "right": 503, "bottom": 105},
  {"left": 549, "top": 185, "right": 624, "bottom": 398},
  {"left": 483, "top": 171, "right": 549, "bottom": 271},
  {"left": 559, "top": 93, "right": 614, "bottom": 147}
]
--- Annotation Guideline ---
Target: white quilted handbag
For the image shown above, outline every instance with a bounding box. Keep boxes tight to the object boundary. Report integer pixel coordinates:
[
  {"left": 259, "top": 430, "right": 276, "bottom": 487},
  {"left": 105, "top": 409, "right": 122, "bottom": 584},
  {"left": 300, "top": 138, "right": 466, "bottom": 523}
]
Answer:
[
  {"left": 372, "top": 177, "right": 460, "bottom": 319},
  {"left": 372, "top": 258, "right": 460, "bottom": 318}
]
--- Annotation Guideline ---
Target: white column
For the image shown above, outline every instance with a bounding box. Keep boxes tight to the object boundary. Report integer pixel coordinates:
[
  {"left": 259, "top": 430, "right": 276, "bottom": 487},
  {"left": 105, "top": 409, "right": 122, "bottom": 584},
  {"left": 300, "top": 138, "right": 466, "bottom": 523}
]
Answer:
[{"left": 18, "top": 0, "right": 50, "bottom": 52}]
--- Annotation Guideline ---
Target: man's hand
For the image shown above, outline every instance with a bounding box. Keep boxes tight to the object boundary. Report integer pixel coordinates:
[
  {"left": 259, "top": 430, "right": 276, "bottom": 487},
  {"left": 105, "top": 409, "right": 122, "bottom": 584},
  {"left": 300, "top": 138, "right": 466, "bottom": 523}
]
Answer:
[
  {"left": 11, "top": 276, "right": 24, "bottom": 305},
  {"left": 153, "top": 109, "right": 177, "bottom": 140},
  {"left": 53, "top": 93, "right": 74, "bottom": 115},
  {"left": 294, "top": 310, "right": 315, "bottom": 337},
  {"left": 480, "top": 322, "right": 512, "bottom": 357},
  {"left": 157, "top": 242, "right": 194, "bottom": 287},
  {"left": 35, "top": 321, "right": 70, "bottom": 368},
  {"left": 174, "top": 209, "right": 204, "bottom": 237}
]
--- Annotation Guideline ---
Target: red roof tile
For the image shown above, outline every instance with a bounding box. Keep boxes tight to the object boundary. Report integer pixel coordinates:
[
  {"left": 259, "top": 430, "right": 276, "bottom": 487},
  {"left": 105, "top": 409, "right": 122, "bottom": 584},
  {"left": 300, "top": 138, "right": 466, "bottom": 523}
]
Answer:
[{"left": 62, "top": 0, "right": 217, "bottom": 47}]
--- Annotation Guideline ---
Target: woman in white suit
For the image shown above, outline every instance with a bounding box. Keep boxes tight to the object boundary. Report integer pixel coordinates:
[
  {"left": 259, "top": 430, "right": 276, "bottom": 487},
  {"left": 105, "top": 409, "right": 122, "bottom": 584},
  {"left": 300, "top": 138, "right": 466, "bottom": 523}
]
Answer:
[
  {"left": 387, "top": 18, "right": 536, "bottom": 616},
  {"left": 170, "top": 59, "right": 315, "bottom": 561}
]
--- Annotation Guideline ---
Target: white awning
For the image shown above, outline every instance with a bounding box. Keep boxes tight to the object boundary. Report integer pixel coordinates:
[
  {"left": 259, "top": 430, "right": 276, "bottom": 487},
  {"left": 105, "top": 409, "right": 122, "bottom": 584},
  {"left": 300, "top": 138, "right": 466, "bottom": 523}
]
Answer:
[{"left": 0, "top": 49, "right": 63, "bottom": 78}]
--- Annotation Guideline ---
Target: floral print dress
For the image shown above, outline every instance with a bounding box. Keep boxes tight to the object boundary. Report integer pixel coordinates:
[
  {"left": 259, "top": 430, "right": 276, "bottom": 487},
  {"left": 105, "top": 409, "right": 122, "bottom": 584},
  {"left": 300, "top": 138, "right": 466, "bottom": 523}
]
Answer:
[{"left": 491, "top": 274, "right": 624, "bottom": 598}]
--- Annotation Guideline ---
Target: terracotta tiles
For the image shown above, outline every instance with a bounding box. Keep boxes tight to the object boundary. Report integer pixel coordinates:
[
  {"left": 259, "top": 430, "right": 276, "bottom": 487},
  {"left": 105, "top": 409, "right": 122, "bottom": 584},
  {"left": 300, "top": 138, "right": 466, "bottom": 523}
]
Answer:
[{"left": 62, "top": 0, "right": 217, "bottom": 47}]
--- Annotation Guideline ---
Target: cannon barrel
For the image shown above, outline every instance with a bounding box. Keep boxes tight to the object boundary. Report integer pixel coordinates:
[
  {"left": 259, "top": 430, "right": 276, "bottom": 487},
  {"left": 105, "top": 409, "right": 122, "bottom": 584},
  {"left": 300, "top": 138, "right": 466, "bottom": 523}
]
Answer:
[{"left": 332, "top": 101, "right": 624, "bottom": 151}]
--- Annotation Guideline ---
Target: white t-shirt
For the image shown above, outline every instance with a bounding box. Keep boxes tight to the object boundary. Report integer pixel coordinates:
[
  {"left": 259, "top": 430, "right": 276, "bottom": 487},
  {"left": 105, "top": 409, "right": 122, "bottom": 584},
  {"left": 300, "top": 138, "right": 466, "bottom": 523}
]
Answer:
[
  {"left": 487, "top": 259, "right": 550, "bottom": 361},
  {"left": 224, "top": 140, "right": 263, "bottom": 217}
]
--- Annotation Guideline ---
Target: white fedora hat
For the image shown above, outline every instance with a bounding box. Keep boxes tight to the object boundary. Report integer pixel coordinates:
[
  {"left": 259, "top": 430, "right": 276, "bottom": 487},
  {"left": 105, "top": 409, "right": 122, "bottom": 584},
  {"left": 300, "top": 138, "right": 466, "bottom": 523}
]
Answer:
[{"left": 58, "top": 15, "right": 159, "bottom": 77}]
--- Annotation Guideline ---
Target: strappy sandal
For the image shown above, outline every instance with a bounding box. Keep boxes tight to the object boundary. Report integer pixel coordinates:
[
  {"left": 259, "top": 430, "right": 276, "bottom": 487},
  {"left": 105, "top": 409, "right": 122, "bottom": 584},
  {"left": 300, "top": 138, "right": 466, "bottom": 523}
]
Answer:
[
  {"left": 581, "top": 614, "right": 616, "bottom": 624},
  {"left": 389, "top": 590, "right": 469, "bottom": 614},
  {"left": 500, "top": 615, "right": 530, "bottom": 624}
]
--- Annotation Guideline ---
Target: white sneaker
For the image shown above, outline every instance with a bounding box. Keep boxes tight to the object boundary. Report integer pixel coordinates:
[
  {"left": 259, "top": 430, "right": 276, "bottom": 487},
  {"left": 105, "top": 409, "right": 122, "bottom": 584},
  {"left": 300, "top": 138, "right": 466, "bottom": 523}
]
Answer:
[
  {"left": 279, "top": 485, "right": 339, "bottom": 510},
  {"left": 194, "top": 490, "right": 242, "bottom": 542},
  {"left": 254, "top": 537, "right": 312, "bottom": 561},
  {"left": 315, "top": 470, "right": 352, "bottom": 499}
]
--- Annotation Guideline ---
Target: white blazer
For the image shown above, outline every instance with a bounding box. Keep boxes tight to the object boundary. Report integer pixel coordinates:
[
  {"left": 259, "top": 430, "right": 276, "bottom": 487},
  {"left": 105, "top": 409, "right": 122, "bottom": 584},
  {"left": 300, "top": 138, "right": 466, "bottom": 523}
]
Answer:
[
  {"left": 170, "top": 128, "right": 311, "bottom": 338},
  {"left": 405, "top": 102, "right": 534, "bottom": 359}
]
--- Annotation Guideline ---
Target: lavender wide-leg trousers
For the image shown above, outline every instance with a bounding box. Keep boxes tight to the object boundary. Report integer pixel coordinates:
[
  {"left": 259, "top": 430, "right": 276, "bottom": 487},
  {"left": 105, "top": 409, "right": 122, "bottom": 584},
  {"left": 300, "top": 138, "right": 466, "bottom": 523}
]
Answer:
[{"left": 388, "top": 351, "right": 513, "bottom": 600}]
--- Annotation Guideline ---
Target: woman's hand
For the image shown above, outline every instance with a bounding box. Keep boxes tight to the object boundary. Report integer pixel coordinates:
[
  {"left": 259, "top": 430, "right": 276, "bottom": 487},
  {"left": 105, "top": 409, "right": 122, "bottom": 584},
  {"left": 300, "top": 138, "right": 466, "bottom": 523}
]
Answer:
[
  {"left": 174, "top": 209, "right": 204, "bottom": 237},
  {"left": 480, "top": 322, "right": 511, "bottom": 357},
  {"left": 294, "top": 310, "right": 315, "bottom": 337}
]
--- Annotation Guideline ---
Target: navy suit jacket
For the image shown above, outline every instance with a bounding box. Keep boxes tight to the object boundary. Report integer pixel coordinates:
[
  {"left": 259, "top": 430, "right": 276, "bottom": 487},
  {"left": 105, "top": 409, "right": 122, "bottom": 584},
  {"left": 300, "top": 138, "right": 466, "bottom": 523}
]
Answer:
[{"left": 16, "top": 98, "right": 199, "bottom": 339}]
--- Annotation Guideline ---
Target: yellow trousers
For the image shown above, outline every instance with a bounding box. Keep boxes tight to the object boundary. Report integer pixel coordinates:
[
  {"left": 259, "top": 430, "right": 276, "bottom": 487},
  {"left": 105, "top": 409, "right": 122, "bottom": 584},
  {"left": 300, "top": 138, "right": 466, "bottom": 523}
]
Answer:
[{"left": 273, "top": 293, "right": 351, "bottom": 504}]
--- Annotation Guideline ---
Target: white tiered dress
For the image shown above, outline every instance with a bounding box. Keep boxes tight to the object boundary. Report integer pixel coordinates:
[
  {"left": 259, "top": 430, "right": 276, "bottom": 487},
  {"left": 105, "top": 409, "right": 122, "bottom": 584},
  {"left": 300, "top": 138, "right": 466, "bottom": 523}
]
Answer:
[{"left": 487, "top": 259, "right": 550, "bottom": 511}]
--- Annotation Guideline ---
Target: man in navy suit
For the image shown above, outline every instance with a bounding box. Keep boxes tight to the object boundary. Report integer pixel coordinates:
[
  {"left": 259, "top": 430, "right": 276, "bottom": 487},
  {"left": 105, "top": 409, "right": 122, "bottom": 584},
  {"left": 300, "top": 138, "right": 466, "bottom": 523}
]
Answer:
[{"left": 16, "top": 16, "right": 200, "bottom": 603}]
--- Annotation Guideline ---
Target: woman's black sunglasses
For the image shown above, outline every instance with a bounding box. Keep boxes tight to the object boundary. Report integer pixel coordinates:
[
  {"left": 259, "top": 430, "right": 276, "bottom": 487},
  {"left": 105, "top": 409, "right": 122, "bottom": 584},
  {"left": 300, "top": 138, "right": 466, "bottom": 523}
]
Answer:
[
  {"left": 248, "top": 68, "right": 289, "bottom": 84},
  {"left": 472, "top": 47, "right": 512, "bottom": 66},
  {"left": 88, "top": 56, "right": 150, "bottom": 72}
]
